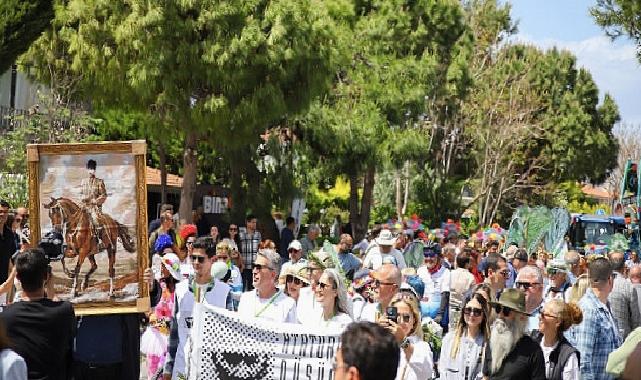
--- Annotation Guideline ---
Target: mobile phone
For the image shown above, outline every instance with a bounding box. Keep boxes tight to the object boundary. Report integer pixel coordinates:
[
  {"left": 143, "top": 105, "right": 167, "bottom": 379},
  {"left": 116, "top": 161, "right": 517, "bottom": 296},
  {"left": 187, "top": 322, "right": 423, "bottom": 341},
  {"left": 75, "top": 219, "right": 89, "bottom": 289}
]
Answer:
[{"left": 386, "top": 306, "right": 398, "bottom": 320}]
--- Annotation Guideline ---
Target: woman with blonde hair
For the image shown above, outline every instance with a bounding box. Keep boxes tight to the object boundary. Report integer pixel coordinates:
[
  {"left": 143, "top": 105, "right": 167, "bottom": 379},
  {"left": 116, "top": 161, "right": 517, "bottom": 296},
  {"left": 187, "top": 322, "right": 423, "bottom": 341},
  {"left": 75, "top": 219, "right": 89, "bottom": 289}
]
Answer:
[
  {"left": 535, "top": 299, "right": 583, "bottom": 380},
  {"left": 382, "top": 293, "right": 433, "bottom": 380},
  {"left": 439, "top": 293, "right": 490, "bottom": 379}
]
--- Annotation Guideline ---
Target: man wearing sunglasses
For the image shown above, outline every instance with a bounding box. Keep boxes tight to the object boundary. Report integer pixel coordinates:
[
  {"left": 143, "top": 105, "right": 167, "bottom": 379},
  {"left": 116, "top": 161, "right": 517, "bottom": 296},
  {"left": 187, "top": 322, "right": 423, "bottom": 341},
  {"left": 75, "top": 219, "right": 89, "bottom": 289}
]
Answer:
[
  {"left": 238, "top": 248, "right": 296, "bottom": 323},
  {"left": 515, "top": 265, "right": 545, "bottom": 335},
  {"left": 483, "top": 288, "right": 545, "bottom": 379},
  {"left": 417, "top": 243, "right": 451, "bottom": 328},
  {"left": 164, "top": 237, "right": 231, "bottom": 380},
  {"left": 279, "top": 240, "right": 307, "bottom": 284},
  {"left": 543, "top": 259, "right": 572, "bottom": 304},
  {"left": 483, "top": 253, "right": 509, "bottom": 300},
  {"left": 358, "top": 264, "right": 401, "bottom": 322}
]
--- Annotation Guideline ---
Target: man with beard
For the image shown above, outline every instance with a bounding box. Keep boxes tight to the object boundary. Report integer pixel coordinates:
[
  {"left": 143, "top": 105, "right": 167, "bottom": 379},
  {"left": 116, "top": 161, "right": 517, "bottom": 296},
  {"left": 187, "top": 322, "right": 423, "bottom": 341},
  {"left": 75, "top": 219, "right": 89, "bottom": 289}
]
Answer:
[
  {"left": 483, "top": 288, "right": 545, "bottom": 380},
  {"left": 515, "top": 265, "right": 545, "bottom": 334}
]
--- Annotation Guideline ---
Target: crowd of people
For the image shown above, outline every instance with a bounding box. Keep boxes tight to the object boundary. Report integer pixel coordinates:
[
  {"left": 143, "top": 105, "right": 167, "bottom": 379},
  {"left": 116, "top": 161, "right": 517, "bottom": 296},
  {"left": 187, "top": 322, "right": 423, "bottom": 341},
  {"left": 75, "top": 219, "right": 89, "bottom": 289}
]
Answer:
[{"left": 2, "top": 198, "right": 641, "bottom": 379}]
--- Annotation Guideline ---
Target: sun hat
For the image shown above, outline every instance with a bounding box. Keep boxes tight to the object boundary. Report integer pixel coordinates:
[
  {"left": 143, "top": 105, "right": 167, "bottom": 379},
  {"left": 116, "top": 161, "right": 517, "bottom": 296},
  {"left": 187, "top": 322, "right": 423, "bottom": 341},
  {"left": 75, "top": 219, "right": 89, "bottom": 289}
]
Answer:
[
  {"left": 492, "top": 288, "right": 530, "bottom": 315},
  {"left": 375, "top": 229, "right": 396, "bottom": 246},
  {"left": 288, "top": 240, "right": 303, "bottom": 251},
  {"left": 293, "top": 263, "right": 311, "bottom": 284},
  {"left": 503, "top": 244, "right": 518, "bottom": 260},
  {"left": 547, "top": 258, "right": 568, "bottom": 275},
  {"left": 161, "top": 253, "right": 182, "bottom": 280}
]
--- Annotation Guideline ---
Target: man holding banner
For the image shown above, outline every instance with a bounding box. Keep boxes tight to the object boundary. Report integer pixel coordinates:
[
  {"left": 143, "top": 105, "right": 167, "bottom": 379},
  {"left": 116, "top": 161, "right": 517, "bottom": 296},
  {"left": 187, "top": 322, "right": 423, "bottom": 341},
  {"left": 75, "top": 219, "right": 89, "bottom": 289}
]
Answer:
[
  {"left": 238, "top": 248, "right": 297, "bottom": 323},
  {"left": 163, "top": 238, "right": 231, "bottom": 380}
]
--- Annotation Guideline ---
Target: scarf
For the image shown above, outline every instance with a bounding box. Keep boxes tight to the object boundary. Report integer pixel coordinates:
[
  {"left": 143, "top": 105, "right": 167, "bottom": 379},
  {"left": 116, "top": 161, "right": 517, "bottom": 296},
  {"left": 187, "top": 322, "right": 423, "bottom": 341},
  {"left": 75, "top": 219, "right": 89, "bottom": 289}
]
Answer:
[{"left": 428, "top": 262, "right": 442, "bottom": 275}]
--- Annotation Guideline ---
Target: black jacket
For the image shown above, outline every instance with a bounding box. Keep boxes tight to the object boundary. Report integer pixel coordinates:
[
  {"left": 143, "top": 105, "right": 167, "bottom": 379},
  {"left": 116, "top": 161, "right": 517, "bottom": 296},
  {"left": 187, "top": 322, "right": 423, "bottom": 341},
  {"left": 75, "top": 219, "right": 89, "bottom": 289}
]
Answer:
[{"left": 533, "top": 333, "right": 580, "bottom": 380}]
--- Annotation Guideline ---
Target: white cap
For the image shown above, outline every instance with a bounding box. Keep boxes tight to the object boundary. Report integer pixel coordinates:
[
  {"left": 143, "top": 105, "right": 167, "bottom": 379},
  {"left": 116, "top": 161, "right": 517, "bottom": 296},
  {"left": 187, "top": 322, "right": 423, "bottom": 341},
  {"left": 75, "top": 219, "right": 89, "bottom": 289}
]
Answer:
[{"left": 288, "top": 240, "right": 302, "bottom": 251}]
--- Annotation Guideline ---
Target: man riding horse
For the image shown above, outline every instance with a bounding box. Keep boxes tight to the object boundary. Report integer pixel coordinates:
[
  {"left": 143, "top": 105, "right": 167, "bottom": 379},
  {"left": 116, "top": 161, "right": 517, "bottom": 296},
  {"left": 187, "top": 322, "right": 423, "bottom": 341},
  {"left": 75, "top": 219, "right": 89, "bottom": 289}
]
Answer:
[{"left": 81, "top": 159, "right": 107, "bottom": 250}]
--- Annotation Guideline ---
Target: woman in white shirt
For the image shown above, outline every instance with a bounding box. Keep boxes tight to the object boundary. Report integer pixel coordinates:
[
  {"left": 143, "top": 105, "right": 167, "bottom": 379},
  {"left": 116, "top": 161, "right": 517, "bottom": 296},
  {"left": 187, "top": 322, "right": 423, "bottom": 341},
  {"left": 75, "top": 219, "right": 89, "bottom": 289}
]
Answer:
[
  {"left": 439, "top": 293, "right": 490, "bottom": 380},
  {"left": 308, "top": 268, "right": 353, "bottom": 329},
  {"left": 536, "top": 299, "right": 582, "bottom": 380},
  {"left": 382, "top": 293, "right": 433, "bottom": 380}
]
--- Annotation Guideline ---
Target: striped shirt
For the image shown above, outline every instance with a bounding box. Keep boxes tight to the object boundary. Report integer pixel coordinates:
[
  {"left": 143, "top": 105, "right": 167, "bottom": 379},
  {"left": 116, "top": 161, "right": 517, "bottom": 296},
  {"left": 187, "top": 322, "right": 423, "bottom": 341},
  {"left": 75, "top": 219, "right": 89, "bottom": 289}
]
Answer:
[{"left": 238, "top": 227, "right": 261, "bottom": 266}]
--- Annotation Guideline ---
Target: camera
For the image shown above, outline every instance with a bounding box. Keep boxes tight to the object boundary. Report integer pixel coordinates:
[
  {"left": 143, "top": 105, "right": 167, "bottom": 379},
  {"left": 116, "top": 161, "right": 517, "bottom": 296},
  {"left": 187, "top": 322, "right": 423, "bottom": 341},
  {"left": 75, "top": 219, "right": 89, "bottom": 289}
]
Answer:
[{"left": 38, "top": 230, "right": 65, "bottom": 262}]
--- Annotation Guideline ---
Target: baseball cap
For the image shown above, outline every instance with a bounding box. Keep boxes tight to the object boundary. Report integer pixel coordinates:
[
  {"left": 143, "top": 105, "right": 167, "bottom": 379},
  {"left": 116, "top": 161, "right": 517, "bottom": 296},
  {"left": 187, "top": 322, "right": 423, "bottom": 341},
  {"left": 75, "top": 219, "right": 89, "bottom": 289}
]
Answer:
[{"left": 288, "top": 240, "right": 302, "bottom": 251}]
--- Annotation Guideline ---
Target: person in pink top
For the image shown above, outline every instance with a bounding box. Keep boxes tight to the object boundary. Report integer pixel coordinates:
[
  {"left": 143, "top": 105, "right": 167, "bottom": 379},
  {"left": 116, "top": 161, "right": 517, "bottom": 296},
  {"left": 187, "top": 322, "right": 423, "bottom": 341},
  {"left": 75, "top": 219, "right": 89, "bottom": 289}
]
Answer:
[{"left": 140, "top": 253, "right": 181, "bottom": 379}]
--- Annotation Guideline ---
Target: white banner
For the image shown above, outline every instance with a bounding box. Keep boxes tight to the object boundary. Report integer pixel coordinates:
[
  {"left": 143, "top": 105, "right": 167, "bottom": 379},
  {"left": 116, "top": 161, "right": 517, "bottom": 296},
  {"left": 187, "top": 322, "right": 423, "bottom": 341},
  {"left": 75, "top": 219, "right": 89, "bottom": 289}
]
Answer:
[{"left": 188, "top": 304, "right": 342, "bottom": 380}]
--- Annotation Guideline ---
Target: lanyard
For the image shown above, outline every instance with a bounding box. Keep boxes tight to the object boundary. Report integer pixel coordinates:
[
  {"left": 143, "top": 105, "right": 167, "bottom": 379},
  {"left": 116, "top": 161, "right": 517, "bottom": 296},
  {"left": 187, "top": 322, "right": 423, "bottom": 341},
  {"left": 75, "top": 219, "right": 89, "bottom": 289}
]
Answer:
[
  {"left": 255, "top": 290, "right": 281, "bottom": 317},
  {"left": 192, "top": 279, "right": 215, "bottom": 303}
]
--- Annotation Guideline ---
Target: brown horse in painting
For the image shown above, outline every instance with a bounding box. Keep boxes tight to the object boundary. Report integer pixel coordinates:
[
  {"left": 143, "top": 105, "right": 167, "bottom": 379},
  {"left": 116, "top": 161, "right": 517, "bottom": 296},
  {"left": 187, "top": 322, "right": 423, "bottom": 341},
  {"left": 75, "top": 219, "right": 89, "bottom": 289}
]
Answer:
[{"left": 43, "top": 196, "right": 135, "bottom": 296}]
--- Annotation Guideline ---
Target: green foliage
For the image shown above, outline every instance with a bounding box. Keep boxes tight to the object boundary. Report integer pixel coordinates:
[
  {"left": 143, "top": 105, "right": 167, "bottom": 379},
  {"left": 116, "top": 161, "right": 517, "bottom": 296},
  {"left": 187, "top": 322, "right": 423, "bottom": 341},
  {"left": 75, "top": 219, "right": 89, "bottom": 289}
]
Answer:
[
  {"left": 0, "top": 173, "right": 27, "bottom": 208},
  {"left": 591, "top": 0, "right": 641, "bottom": 61},
  {"left": 0, "top": 0, "right": 54, "bottom": 73}
]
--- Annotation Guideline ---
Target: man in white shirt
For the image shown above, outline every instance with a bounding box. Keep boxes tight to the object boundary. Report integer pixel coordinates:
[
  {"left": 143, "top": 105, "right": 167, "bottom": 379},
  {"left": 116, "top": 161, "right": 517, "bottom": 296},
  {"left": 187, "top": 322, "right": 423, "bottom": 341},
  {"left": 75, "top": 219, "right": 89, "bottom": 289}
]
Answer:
[
  {"left": 362, "top": 229, "right": 406, "bottom": 270},
  {"left": 417, "top": 243, "right": 450, "bottom": 326},
  {"left": 359, "top": 264, "right": 401, "bottom": 322},
  {"left": 279, "top": 240, "right": 307, "bottom": 283},
  {"left": 238, "top": 248, "right": 297, "bottom": 323},
  {"left": 164, "top": 238, "right": 230, "bottom": 380}
]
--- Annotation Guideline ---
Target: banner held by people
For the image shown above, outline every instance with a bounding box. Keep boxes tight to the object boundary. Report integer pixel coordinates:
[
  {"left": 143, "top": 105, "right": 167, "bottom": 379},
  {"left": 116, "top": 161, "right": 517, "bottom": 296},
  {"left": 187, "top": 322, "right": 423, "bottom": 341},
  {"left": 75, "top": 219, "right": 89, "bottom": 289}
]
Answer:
[{"left": 188, "top": 303, "right": 342, "bottom": 380}]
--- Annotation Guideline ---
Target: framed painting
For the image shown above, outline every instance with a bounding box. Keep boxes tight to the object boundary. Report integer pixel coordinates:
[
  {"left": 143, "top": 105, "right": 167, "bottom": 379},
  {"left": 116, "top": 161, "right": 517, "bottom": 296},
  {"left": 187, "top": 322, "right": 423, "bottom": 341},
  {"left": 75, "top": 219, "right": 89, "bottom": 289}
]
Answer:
[{"left": 27, "top": 140, "right": 149, "bottom": 315}]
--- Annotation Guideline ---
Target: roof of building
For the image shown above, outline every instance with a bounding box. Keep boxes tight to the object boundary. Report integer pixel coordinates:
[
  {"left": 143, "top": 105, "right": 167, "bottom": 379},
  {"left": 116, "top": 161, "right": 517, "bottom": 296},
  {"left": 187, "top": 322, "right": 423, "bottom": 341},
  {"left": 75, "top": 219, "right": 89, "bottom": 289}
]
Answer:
[{"left": 146, "top": 166, "right": 182, "bottom": 188}]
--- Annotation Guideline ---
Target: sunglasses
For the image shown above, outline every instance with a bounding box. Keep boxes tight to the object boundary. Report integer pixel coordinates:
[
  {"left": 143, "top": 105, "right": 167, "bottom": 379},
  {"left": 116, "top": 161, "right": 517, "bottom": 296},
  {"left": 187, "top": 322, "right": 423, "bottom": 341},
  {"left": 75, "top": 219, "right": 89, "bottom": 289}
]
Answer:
[
  {"left": 307, "top": 267, "right": 322, "bottom": 273},
  {"left": 288, "top": 249, "right": 301, "bottom": 253},
  {"left": 186, "top": 240, "right": 195, "bottom": 245},
  {"left": 540, "top": 311, "right": 558, "bottom": 320},
  {"left": 252, "top": 263, "right": 272, "bottom": 271},
  {"left": 374, "top": 279, "right": 396, "bottom": 287},
  {"left": 396, "top": 313, "right": 412, "bottom": 323},
  {"left": 190, "top": 255, "right": 206, "bottom": 263},
  {"left": 499, "top": 270, "right": 510, "bottom": 277},
  {"left": 423, "top": 251, "right": 437, "bottom": 258},
  {"left": 229, "top": 228, "right": 238, "bottom": 231},
  {"left": 318, "top": 281, "right": 335, "bottom": 290},
  {"left": 285, "top": 275, "right": 307, "bottom": 286},
  {"left": 494, "top": 305, "right": 513, "bottom": 317},
  {"left": 515, "top": 282, "right": 540, "bottom": 290},
  {"left": 464, "top": 307, "right": 484, "bottom": 317}
]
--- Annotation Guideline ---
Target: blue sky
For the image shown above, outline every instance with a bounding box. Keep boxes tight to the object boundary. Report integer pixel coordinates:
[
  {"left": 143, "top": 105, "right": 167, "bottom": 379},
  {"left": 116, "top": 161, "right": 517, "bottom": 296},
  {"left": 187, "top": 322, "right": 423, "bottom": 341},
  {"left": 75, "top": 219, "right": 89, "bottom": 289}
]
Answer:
[{"left": 508, "top": 0, "right": 641, "bottom": 125}]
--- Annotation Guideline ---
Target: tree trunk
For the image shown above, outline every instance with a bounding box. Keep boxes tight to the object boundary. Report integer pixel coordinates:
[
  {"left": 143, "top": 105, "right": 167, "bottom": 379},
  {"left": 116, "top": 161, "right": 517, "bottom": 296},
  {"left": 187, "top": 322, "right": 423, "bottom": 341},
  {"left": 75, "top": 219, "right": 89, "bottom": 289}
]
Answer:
[
  {"left": 395, "top": 167, "right": 402, "bottom": 220},
  {"left": 360, "top": 164, "right": 375, "bottom": 229},
  {"left": 158, "top": 141, "right": 167, "bottom": 205},
  {"left": 179, "top": 130, "right": 198, "bottom": 224},
  {"left": 402, "top": 160, "right": 410, "bottom": 216},
  {"left": 348, "top": 171, "right": 361, "bottom": 239},
  {"left": 348, "top": 164, "right": 376, "bottom": 241}
]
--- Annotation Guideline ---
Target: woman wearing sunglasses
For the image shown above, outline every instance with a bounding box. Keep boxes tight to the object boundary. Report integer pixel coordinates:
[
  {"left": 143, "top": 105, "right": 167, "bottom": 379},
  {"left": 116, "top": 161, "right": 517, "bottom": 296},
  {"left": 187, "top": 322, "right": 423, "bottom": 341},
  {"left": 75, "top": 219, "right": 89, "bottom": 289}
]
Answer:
[
  {"left": 534, "top": 299, "right": 582, "bottom": 380},
  {"left": 439, "top": 293, "right": 490, "bottom": 379},
  {"left": 383, "top": 293, "right": 433, "bottom": 380},
  {"left": 308, "top": 269, "right": 353, "bottom": 329},
  {"left": 283, "top": 264, "right": 310, "bottom": 303}
]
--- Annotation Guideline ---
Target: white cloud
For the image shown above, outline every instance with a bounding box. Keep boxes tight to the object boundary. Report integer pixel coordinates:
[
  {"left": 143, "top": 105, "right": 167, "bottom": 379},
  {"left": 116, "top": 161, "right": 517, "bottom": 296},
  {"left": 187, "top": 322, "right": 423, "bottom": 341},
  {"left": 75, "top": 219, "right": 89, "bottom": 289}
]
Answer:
[{"left": 510, "top": 34, "right": 641, "bottom": 125}]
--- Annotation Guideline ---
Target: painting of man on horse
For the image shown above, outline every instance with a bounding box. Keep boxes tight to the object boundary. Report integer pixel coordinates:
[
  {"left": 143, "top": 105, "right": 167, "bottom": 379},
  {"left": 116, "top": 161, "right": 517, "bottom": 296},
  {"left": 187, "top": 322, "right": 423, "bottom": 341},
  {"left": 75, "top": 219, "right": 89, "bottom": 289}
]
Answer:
[{"left": 38, "top": 154, "right": 140, "bottom": 302}]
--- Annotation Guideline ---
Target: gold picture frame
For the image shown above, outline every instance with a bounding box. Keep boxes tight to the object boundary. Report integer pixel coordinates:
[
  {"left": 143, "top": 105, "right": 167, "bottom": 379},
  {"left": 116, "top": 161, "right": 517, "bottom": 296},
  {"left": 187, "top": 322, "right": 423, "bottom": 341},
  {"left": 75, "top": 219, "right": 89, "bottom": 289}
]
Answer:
[{"left": 27, "top": 140, "right": 149, "bottom": 315}]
